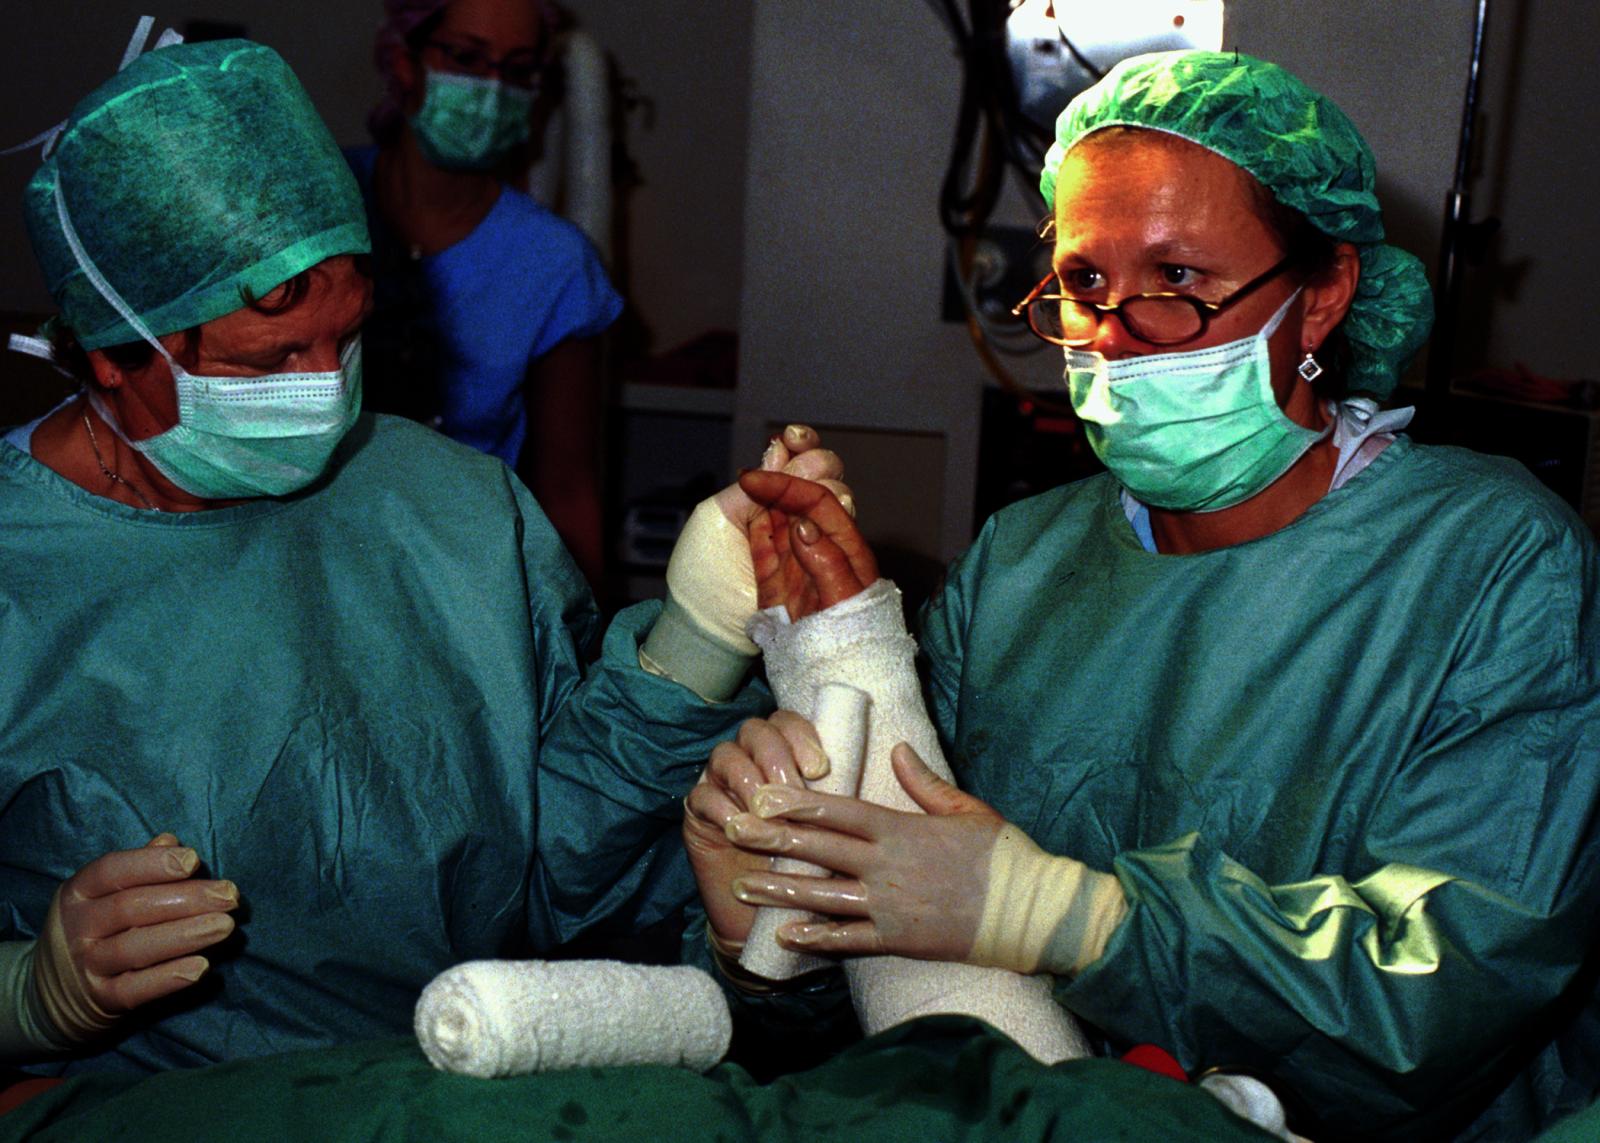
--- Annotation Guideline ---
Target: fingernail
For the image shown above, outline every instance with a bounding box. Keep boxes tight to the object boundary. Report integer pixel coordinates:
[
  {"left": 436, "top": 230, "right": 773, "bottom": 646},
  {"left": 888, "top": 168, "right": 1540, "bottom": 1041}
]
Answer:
[
  {"left": 197, "top": 913, "right": 235, "bottom": 939},
  {"left": 795, "top": 517, "right": 821, "bottom": 545},
  {"left": 166, "top": 848, "right": 200, "bottom": 877},
  {"left": 173, "top": 958, "right": 209, "bottom": 984},
  {"left": 795, "top": 731, "right": 831, "bottom": 781},
  {"left": 751, "top": 785, "right": 807, "bottom": 818},
  {"left": 778, "top": 923, "right": 822, "bottom": 947},
  {"left": 207, "top": 883, "right": 239, "bottom": 908},
  {"left": 731, "top": 879, "right": 761, "bottom": 903},
  {"left": 724, "top": 814, "right": 778, "bottom": 846},
  {"left": 148, "top": 833, "right": 179, "bottom": 847},
  {"left": 784, "top": 424, "right": 808, "bottom": 445},
  {"left": 838, "top": 493, "right": 856, "bottom": 518}
]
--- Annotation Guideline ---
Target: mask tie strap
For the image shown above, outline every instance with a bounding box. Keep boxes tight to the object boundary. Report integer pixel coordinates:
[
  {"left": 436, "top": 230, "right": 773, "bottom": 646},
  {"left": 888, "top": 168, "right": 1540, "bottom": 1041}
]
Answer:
[
  {"left": 2, "top": 18, "right": 182, "bottom": 162},
  {"left": 118, "top": 15, "right": 156, "bottom": 69},
  {"left": 52, "top": 178, "right": 176, "bottom": 367},
  {"left": 5, "top": 333, "right": 78, "bottom": 381}
]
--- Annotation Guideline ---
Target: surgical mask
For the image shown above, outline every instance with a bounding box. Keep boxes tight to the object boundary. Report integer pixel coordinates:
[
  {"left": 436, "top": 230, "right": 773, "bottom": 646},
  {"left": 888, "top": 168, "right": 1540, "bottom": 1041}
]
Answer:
[
  {"left": 33, "top": 177, "right": 364, "bottom": 500},
  {"left": 86, "top": 340, "right": 363, "bottom": 500},
  {"left": 408, "top": 68, "right": 535, "bottom": 171},
  {"left": 1064, "top": 290, "right": 1330, "bottom": 512}
]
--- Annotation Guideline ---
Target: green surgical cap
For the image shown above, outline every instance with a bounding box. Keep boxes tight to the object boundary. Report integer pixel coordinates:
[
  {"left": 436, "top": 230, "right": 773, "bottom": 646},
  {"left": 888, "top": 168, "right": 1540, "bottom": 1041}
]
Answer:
[
  {"left": 24, "top": 39, "right": 370, "bottom": 350},
  {"left": 1040, "top": 51, "right": 1432, "bottom": 397}
]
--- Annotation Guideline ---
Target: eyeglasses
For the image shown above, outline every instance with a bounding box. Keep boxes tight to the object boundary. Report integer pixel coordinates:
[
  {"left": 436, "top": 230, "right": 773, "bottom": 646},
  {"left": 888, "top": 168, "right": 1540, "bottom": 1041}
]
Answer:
[
  {"left": 424, "top": 39, "right": 545, "bottom": 90},
  {"left": 1011, "top": 255, "right": 1298, "bottom": 347}
]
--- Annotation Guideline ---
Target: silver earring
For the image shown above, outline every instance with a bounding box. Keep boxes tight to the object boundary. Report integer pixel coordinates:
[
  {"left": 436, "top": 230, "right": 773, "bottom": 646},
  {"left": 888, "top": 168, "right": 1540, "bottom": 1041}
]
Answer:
[{"left": 1297, "top": 351, "right": 1324, "bottom": 383}]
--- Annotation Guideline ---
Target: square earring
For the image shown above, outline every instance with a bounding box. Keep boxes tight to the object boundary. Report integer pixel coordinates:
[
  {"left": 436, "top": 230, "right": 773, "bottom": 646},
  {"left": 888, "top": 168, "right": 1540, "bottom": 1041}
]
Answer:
[{"left": 1297, "top": 353, "right": 1324, "bottom": 383}]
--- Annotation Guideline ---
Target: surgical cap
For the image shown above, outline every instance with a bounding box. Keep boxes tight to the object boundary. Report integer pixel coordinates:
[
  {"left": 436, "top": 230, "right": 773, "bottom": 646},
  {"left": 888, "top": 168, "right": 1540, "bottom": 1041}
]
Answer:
[
  {"left": 24, "top": 39, "right": 369, "bottom": 350},
  {"left": 1040, "top": 51, "right": 1433, "bottom": 397},
  {"left": 368, "top": 0, "right": 556, "bottom": 143}
]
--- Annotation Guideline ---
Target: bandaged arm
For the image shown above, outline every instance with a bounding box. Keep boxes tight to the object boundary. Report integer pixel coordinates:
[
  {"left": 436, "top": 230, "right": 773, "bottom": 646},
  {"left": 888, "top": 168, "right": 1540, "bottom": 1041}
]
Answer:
[
  {"left": 639, "top": 500, "right": 759, "bottom": 702},
  {"left": 750, "top": 579, "right": 1119, "bottom": 1062}
]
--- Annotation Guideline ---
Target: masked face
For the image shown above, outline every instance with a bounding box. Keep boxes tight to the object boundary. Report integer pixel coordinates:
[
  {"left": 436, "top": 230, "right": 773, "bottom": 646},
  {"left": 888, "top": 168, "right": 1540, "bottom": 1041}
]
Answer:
[
  {"left": 1065, "top": 290, "right": 1331, "bottom": 511},
  {"left": 408, "top": 67, "right": 536, "bottom": 171},
  {"left": 82, "top": 255, "right": 374, "bottom": 503},
  {"left": 1049, "top": 130, "right": 1332, "bottom": 510}
]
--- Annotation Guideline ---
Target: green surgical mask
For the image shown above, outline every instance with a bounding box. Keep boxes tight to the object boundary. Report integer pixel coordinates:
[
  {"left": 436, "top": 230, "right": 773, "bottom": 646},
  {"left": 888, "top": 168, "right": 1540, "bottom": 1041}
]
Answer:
[
  {"left": 1065, "top": 290, "right": 1330, "bottom": 512},
  {"left": 409, "top": 67, "right": 535, "bottom": 171},
  {"left": 91, "top": 340, "right": 363, "bottom": 500}
]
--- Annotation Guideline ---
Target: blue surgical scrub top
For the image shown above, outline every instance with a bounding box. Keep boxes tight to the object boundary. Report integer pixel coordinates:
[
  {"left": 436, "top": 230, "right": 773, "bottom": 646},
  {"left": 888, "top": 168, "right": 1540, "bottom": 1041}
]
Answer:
[{"left": 346, "top": 146, "right": 623, "bottom": 468}]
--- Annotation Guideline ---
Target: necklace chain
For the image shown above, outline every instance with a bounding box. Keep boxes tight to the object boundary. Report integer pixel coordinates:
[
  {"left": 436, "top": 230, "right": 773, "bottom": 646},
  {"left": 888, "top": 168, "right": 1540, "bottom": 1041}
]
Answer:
[{"left": 82, "top": 410, "right": 160, "bottom": 511}]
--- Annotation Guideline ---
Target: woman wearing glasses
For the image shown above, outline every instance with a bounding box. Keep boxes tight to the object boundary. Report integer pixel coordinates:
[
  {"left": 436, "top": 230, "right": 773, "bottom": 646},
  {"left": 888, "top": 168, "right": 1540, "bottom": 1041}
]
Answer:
[
  {"left": 690, "top": 52, "right": 1600, "bottom": 1142},
  {"left": 348, "top": 0, "right": 617, "bottom": 583}
]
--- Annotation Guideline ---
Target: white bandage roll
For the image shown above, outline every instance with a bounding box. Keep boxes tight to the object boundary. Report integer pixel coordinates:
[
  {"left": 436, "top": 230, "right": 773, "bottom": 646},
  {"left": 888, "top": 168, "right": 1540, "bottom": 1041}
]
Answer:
[
  {"left": 739, "top": 682, "right": 871, "bottom": 980},
  {"left": 414, "top": 960, "right": 732, "bottom": 1078},
  {"left": 751, "top": 580, "right": 1091, "bottom": 1065}
]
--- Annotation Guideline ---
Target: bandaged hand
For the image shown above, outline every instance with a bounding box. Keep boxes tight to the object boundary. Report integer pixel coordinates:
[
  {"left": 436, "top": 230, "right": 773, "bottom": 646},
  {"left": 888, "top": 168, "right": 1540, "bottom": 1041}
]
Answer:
[
  {"left": 26, "top": 834, "right": 238, "bottom": 1049},
  {"left": 725, "top": 743, "right": 1129, "bottom": 975},
  {"left": 684, "top": 711, "right": 832, "bottom": 954},
  {"left": 642, "top": 425, "right": 852, "bottom": 700},
  {"left": 737, "top": 469, "right": 879, "bottom": 621}
]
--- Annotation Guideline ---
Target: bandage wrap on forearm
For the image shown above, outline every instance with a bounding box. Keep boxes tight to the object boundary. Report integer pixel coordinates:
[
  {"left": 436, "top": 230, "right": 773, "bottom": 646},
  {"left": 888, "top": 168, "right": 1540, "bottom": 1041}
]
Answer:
[
  {"left": 748, "top": 579, "right": 1091, "bottom": 1064},
  {"left": 638, "top": 499, "right": 760, "bottom": 701},
  {"left": 971, "top": 827, "right": 1128, "bottom": 976},
  {"left": 414, "top": 960, "right": 731, "bottom": 1078}
]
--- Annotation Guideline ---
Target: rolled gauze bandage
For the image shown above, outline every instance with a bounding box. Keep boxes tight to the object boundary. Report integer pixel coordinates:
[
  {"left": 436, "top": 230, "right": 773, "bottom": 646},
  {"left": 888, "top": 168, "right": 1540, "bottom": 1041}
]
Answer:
[
  {"left": 415, "top": 960, "right": 732, "bottom": 1078},
  {"left": 739, "top": 682, "right": 871, "bottom": 980},
  {"left": 751, "top": 580, "right": 1091, "bottom": 1065}
]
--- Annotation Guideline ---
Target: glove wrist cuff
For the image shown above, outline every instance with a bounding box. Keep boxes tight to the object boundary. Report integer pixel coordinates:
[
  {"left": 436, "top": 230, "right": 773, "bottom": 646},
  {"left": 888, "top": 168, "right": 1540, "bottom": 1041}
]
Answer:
[
  {"left": 971, "top": 827, "right": 1127, "bottom": 976},
  {"left": 639, "top": 593, "right": 756, "bottom": 703}
]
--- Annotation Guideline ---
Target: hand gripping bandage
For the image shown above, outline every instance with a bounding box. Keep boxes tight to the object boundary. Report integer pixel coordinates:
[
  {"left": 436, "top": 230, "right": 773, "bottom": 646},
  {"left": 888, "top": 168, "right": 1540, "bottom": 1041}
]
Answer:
[{"left": 741, "top": 579, "right": 1092, "bottom": 1065}]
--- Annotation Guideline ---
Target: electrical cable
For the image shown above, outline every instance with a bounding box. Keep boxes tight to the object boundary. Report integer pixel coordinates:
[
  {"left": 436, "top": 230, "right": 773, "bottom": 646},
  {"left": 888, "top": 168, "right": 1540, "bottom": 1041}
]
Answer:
[
  {"left": 952, "top": 235, "right": 1078, "bottom": 415},
  {"left": 929, "top": 1, "right": 1079, "bottom": 415},
  {"left": 1054, "top": 24, "right": 1104, "bottom": 82}
]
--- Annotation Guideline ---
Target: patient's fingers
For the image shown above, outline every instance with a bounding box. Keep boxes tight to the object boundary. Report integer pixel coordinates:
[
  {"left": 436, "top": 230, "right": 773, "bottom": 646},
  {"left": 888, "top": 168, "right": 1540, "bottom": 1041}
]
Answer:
[{"left": 791, "top": 516, "right": 872, "bottom": 609}]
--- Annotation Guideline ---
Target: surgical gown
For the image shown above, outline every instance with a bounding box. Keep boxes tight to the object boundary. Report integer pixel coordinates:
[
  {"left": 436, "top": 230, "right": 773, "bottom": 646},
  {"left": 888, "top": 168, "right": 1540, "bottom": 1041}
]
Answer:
[
  {"left": 919, "top": 438, "right": 1600, "bottom": 1142},
  {"left": 0, "top": 413, "right": 768, "bottom": 1074}
]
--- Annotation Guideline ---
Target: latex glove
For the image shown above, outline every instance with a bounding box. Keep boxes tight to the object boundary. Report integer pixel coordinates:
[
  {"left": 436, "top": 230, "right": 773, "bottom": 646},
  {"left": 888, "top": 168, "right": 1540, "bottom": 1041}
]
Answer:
[
  {"left": 25, "top": 834, "right": 237, "bottom": 1050},
  {"left": 683, "top": 710, "right": 833, "bottom": 955},
  {"left": 738, "top": 469, "right": 878, "bottom": 620},
  {"left": 725, "top": 743, "right": 1128, "bottom": 974},
  {"left": 641, "top": 425, "right": 852, "bottom": 700}
]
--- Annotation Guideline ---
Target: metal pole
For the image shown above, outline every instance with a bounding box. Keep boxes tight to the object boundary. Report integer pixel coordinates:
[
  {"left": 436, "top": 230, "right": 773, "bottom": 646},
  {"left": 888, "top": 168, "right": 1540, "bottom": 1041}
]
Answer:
[{"left": 1426, "top": 0, "right": 1492, "bottom": 411}]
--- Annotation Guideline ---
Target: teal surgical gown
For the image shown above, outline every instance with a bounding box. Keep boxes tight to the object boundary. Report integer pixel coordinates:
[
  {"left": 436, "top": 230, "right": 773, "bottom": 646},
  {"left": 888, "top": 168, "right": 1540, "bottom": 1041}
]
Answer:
[
  {"left": 919, "top": 438, "right": 1600, "bottom": 1142},
  {"left": 0, "top": 414, "right": 767, "bottom": 1075}
]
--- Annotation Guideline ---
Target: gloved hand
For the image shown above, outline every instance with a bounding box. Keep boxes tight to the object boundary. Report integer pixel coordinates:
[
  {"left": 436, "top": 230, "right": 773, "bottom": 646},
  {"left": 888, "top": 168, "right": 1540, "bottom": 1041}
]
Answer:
[
  {"left": 641, "top": 425, "right": 853, "bottom": 701},
  {"left": 9, "top": 834, "right": 238, "bottom": 1054},
  {"left": 683, "top": 710, "right": 833, "bottom": 955},
  {"left": 723, "top": 742, "right": 1128, "bottom": 975}
]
